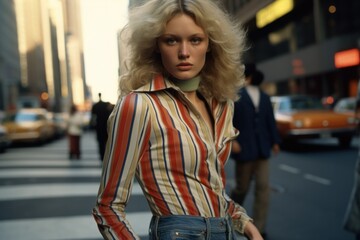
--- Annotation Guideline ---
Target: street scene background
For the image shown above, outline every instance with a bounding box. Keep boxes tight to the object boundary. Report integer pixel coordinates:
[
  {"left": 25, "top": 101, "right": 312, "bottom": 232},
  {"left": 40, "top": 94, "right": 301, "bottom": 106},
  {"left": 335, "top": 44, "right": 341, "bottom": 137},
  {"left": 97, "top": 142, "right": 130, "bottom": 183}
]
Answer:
[{"left": 0, "top": 131, "right": 357, "bottom": 240}]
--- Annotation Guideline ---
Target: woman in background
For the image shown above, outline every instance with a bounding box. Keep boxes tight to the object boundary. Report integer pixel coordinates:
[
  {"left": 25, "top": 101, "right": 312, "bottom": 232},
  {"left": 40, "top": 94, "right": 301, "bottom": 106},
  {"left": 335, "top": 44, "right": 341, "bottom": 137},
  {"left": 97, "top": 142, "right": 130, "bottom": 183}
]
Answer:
[{"left": 67, "top": 104, "right": 84, "bottom": 160}]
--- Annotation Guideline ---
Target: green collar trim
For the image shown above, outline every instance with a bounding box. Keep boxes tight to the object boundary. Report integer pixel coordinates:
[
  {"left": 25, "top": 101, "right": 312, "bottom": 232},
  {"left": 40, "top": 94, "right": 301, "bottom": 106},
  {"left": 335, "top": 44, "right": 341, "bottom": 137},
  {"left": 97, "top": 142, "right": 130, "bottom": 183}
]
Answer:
[{"left": 169, "top": 76, "right": 201, "bottom": 92}]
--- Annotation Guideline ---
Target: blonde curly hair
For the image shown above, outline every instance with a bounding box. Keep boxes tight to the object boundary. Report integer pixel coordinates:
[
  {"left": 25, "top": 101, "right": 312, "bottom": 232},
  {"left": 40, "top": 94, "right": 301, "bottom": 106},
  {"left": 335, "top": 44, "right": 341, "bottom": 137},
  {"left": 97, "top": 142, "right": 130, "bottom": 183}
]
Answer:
[{"left": 119, "top": 0, "right": 247, "bottom": 102}]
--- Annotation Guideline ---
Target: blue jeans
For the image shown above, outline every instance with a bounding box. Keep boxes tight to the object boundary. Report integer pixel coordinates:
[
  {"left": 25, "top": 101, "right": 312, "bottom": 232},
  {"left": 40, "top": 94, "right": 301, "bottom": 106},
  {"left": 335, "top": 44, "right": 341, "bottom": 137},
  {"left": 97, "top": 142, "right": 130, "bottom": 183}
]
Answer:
[{"left": 148, "top": 215, "right": 248, "bottom": 240}]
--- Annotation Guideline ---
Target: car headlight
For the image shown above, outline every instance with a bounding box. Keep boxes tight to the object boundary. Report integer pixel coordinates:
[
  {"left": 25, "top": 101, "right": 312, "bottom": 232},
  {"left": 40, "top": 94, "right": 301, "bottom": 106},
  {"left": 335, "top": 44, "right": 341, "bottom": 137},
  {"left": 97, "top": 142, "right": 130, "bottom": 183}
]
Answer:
[{"left": 294, "top": 120, "right": 303, "bottom": 128}]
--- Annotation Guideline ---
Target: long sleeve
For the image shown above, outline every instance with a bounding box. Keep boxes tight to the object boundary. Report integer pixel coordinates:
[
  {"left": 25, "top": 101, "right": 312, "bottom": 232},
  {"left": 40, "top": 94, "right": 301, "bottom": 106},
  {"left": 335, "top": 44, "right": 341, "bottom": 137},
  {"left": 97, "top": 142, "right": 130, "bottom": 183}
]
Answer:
[{"left": 92, "top": 93, "right": 151, "bottom": 240}]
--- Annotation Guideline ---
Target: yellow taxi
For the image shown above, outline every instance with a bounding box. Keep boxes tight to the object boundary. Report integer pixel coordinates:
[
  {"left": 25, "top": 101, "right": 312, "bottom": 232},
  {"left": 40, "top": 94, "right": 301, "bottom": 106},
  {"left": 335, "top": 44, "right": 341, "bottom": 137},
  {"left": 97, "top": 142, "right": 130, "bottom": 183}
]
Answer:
[
  {"left": 271, "top": 95, "right": 357, "bottom": 148},
  {"left": 0, "top": 123, "right": 10, "bottom": 152},
  {"left": 2, "top": 108, "right": 55, "bottom": 144}
]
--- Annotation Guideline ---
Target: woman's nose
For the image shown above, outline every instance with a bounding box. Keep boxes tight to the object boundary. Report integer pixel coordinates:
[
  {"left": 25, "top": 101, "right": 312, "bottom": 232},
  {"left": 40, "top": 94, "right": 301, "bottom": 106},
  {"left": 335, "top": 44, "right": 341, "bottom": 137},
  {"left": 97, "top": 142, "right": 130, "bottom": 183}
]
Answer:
[{"left": 178, "top": 43, "right": 190, "bottom": 59}]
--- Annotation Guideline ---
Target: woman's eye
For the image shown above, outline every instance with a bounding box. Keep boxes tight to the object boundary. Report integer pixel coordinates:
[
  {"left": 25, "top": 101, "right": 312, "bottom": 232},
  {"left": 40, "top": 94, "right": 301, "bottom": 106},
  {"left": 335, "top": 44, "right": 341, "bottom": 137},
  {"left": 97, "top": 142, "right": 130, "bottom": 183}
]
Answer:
[
  {"left": 191, "top": 37, "right": 202, "bottom": 44},
  {"left": 165, "top": 38, "right": 177, "bottom": 45}
]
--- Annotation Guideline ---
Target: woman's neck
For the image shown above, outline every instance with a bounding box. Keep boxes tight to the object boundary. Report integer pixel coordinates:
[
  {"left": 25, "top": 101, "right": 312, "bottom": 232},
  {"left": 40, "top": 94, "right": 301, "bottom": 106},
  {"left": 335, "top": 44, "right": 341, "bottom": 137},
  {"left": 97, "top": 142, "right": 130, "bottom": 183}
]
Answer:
[{"left": 170, "top": 76, "right": 201, "bottom": 92}]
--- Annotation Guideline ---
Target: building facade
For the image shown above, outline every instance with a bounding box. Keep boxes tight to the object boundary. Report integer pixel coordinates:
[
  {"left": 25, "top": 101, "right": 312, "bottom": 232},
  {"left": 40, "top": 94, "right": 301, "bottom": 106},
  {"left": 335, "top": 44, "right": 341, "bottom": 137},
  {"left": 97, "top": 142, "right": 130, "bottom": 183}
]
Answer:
[
  {"left": 225, "top": 0, "right": 360, "bottom": 101},
  {"left": 0, "top": 0, "right": 21, "bottom": 112}
]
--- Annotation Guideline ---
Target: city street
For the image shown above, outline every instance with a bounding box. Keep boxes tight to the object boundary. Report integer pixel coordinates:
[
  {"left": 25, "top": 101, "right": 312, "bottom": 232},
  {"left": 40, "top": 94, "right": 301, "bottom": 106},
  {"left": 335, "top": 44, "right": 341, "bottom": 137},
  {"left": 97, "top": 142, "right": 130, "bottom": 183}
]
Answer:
[{"left": 0, "top": 131, "right": 358, "bottom": 240}]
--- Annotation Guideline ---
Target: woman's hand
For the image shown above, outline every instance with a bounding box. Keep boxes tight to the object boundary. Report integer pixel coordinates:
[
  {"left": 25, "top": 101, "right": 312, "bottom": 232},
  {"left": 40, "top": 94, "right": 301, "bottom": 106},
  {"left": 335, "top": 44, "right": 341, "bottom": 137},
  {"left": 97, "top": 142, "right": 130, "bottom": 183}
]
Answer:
[{"left": 243, "top": 221, "right": 264, "bottom": 240}]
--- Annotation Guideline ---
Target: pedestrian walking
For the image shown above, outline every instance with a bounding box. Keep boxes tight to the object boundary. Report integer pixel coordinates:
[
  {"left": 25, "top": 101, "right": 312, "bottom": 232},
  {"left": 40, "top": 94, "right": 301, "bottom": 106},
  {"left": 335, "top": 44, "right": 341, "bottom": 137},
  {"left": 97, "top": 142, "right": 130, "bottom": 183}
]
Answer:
[
  {"left": 231, "top": 63, "right": 281, "bottom": 239},
  {"left": 91, "top": 93, "right": 113, "bottom": 161},
  {"left": 67, "top": 104, "right": 84, "bottom": 160},
  {"left": 92, "top": 0, "right": 263, "bottom": 239},
  {"left": 343, "top": 82, "right": 360, "bottom": 240}
]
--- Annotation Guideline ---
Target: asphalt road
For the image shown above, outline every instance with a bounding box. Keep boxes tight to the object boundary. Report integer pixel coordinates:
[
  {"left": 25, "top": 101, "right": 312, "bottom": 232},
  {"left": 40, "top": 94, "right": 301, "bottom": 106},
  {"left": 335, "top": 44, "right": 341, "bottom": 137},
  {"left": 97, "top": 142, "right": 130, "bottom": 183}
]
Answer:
[{"left": 224, "top": 138, "right": 357, "bottom": 240}]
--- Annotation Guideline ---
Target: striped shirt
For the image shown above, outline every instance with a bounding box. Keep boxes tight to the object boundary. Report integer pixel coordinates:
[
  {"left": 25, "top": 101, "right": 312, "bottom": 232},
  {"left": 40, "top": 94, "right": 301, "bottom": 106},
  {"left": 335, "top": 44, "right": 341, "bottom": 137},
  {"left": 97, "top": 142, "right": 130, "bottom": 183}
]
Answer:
[{"left": 93, "top": 75, "right": 251, "bottom": 239}]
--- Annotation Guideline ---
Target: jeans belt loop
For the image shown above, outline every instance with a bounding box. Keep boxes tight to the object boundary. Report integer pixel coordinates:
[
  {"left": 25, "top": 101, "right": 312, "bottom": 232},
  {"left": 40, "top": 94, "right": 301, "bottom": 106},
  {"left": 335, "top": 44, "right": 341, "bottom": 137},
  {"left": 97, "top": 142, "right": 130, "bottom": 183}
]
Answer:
[
  {"left": 204, "top": 217, "right": 211, "bottom": 240},
  {"left": 154, "top": 215, "right": 160, "bottom": 240},
  {"left": 226, "top": 215, "right": 233, "bottom": 239}
]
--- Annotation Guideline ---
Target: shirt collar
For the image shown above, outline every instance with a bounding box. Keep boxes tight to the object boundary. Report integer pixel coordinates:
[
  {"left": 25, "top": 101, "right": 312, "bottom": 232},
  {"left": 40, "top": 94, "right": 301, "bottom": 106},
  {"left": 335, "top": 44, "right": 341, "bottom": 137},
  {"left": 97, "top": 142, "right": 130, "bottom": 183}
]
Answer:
[
  {"left": 132, "top": 74, "right": 215, "bottom": 108},
  {"left": 133, "top": 74, "right": 181, "bottom": 93}
]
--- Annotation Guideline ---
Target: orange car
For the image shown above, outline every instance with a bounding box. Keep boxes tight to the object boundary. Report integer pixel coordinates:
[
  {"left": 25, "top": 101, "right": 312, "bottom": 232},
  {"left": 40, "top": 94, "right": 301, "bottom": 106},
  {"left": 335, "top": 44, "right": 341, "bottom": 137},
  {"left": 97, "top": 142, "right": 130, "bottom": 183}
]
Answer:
[{"left": 271, "top": 95, "right": 357, "bottom": 147}]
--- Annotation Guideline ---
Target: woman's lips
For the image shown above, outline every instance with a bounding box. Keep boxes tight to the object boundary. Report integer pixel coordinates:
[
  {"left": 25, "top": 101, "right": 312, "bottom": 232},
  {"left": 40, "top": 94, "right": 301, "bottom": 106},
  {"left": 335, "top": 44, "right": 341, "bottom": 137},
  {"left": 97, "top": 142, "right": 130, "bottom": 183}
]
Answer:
[{"left": 177, "top": 63, "right": 192, "bottom": 70}]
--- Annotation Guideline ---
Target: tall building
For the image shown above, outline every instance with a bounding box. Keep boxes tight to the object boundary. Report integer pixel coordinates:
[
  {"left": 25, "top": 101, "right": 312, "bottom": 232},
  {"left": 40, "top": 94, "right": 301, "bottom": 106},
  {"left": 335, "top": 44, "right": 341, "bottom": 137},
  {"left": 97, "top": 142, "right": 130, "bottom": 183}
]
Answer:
[
  {"left": 0, "top": 0, "right": 87, "bottom": 113},
  {"left": 61, "top": 0, "right": 87, "bottom": 110},
  {"left": 0, "top": 0, "right": 21, "bottom": 112},
  {"left": 12, "top": 0, "right": 65, "bottom": 111}
]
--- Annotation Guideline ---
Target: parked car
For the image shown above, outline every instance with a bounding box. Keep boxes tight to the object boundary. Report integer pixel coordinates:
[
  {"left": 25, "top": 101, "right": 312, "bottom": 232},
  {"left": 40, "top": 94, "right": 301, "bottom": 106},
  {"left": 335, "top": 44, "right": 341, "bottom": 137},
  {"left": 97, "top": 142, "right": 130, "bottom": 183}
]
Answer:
[
  {"left": 0, "top": 123, "right": 11, "bottom": 152},
  {"left": 271, "top": 95, "right": 357, "bottom": 148},
  {"left": 47, "top": 113, "right": 69, "bottom": 138},
  {"left": 334, "top": 97, "right": 360, "bottom": 128},
  {"left": 2, "top": 108, "right": 55, "bottom": 144}
]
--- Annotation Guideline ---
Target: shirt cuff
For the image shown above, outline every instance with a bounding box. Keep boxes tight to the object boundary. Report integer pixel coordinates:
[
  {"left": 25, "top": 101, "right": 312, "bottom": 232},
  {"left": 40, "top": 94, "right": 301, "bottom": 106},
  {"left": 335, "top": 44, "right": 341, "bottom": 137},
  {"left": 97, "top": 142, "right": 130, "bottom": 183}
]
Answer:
[{"left": 232, "top": 215, "right": 252, "bottom": 234}]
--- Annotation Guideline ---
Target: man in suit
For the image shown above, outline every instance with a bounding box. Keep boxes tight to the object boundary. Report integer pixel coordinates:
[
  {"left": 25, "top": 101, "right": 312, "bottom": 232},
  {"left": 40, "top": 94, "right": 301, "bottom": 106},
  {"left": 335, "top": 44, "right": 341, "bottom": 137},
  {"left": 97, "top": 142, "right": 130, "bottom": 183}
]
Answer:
[
  {"left": 91, "top": 93, "right": 114, "bottom": 161},
  {"left": 231, "top": 63, "right": 281, "bottom": 239}
]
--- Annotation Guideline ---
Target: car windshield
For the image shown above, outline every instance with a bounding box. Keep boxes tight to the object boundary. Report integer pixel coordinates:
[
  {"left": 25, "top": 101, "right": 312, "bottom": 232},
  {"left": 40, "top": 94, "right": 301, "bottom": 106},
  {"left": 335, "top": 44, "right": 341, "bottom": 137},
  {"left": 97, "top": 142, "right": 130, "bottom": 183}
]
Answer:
[
  {"left": 290, "top": 98, "right": 324, "bottom": 110},
  {"left": 278, "top": 97, "right": 324, "bottom": 111},
  {"left": 15, "top": 113, "right": 38, "bottom": 122}
]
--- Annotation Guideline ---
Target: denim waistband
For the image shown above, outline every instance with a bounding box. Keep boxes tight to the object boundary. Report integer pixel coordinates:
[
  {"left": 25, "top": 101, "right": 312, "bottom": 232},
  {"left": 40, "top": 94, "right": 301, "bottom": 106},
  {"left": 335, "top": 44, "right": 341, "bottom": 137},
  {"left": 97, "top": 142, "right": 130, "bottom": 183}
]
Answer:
[{"left": 149, "top": 215, "right": 233, "bottom": 240}]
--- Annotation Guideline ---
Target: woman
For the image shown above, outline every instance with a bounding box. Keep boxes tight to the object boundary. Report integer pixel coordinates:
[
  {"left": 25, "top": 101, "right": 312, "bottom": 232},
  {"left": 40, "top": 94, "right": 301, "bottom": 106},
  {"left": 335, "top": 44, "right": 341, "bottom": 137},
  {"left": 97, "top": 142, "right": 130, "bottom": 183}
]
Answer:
[
  {"left": 93, "top": 0, "right": 263, "bottom": 239},
  {"left": 67, "top": 104, "right": 84, "bottom": 159}
]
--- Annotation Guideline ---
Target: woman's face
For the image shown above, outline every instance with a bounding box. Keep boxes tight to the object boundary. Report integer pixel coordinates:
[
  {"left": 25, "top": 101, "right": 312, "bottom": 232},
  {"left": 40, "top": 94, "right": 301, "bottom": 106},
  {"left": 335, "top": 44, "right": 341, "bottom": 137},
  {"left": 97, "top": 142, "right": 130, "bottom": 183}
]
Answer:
[{"left": 157, "top": 14, "right": 209, "bottom": 80}]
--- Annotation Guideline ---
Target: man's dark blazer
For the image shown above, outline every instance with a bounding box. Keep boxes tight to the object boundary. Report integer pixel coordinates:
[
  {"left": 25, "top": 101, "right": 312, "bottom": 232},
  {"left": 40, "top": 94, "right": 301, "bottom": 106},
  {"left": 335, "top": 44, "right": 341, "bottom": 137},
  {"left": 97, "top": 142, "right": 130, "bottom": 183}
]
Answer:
[{"left": 232, "top": 87, "right": 280, "bottom": 162}]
